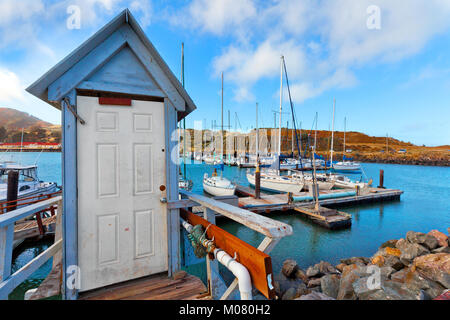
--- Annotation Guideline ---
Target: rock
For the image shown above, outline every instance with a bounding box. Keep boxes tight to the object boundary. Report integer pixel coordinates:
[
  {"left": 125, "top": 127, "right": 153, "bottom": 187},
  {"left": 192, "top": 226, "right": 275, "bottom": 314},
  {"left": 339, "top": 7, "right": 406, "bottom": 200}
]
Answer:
[
  {"left": 395, "top": 238, "right": 408, "bottom": 251},
  {"left": 306, "top": 261, "right": 337, "bottom": 277},
  {"left": 341, "top": 257, "right": 368, "bottom": 266},
  {"left": 352, "top": 276, "right": 382, "bottom": 299},
  {"left": 399, "top": 243, "right": 429, "bottom": 265},
  {"left": 307, "top": 278, "right": 322, "bottom": 288},
  {"left": 371, "top": 255, "right": 385, "bottom": 267},
  {"left": 413, "top": 253, "right": 450, "bottom": 288},
  {"left": 282, "top": 259, "right": 298, "bottom": 278},
  {"left": 320, "top": 274, "right": 340, "bottom": 299},
  {"left": 295, "top": 282, "right": 309, "bottom": 298},
  {"left": 384, "top": 255, "right": 404, "bottom": 270},
  {"left": 432, "top": 246, "right": 450, "bottom": 254},
  {"left": 428, "top": 230, "right": 448, "bottom": 248},
  {"left": 294, "top": 268, "right": 308, "bottom": 282},
  {"left": 281, "top": 287, "right": 297, "bottom": 300},
  {"left": 385, "top": 247, "right": 401, "bottom": 257},
  {"left": 406, "top": 231, "right": 439, "bottom": 250},
  {"left": 295, "top": 292, "right": 335, "bottom": 300},
  {"left": 336, "top": 264, "right": 370, "bottom": 300},
  {"left": 380, "top": 239, "right": 398, "bottom": 249},
  {"left": 391, "top": 269, "right": 409, "bottom": 283},
  {"left": 380, "top": 266, "right": 396, "bottom": 278},
  {"left": 306, "top": 265, "right": 320, "bottom": 278},
  {"left": 336, "top": 263, "right": 346, "bottom": 272}
]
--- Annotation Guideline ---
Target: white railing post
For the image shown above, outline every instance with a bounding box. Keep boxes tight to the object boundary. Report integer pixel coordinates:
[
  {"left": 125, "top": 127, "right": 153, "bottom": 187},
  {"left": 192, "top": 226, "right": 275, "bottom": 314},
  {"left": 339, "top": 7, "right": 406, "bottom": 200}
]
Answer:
[{"left": 0, "top": 225, "right": 14, "bottom": 283}]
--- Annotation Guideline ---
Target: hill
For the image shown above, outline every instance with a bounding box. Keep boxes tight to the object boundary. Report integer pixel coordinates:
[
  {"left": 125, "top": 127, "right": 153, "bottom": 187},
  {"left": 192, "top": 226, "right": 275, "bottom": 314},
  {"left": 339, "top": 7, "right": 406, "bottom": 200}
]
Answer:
[
  {"left": 0, "top": 108, "right": 61, "bottom": 144},
  {"left": 0, "top": 108, "right": 52, "bottom": 130}
]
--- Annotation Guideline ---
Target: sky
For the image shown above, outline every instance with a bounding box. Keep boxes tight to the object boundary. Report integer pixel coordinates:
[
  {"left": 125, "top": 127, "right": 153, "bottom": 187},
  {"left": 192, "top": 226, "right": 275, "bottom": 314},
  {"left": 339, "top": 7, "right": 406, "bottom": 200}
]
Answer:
[{"left": 0, "top": 0, "right": 449, "bottom": 146}]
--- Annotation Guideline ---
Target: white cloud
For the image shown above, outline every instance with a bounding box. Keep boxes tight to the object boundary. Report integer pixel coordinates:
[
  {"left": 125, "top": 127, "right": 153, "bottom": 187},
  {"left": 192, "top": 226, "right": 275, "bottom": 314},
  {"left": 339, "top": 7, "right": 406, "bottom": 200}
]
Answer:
[
  {"left": 173, "top": 0, "right": 450, "bottom": 103},
  {"left": 0, "top": 68, "right": 25, "bottom": 104},
  {"left": 171, "top": 0, "right": 256, "bottom": 37}
]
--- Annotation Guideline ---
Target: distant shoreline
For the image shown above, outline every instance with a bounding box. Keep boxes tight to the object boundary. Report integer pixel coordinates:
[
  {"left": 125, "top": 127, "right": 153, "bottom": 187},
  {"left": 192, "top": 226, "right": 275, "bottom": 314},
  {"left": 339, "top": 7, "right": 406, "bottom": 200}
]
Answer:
[{"left": 0, "top": 149, "right": 61, "bottom": 153}]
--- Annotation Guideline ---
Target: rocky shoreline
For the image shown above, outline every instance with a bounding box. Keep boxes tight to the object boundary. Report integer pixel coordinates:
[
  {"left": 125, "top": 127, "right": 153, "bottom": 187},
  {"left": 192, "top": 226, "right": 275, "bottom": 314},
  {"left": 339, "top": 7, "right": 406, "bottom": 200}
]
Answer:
[
  {"left": 274, "top": 229, "right": 450, "bottom": 300},
  {"left": 353, "top": 155, "right": 449, "bottom": 167}
]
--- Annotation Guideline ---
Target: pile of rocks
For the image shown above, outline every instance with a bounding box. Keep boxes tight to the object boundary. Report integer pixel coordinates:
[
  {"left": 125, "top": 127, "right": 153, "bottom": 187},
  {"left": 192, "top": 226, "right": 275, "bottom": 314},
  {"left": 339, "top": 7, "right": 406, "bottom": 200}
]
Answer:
[{"left": 274, "top": 229, "right": 450, "bottom": 300}]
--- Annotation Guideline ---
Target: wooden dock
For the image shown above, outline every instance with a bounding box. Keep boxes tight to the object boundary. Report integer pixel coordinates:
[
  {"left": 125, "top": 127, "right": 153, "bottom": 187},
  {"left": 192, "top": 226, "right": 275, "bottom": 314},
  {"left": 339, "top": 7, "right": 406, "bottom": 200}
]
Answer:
[
  {"left": 14, "top": 215, "right": 57, "bottom": 242},
  {"left": 233, "top": 185, "right": 403, "bottom": 229},
  {"left": 293, "top": 206, "right": 351, "bottom": 229},
  {"left": 79, "top": 272, "right": 208, "bottom": 300}
]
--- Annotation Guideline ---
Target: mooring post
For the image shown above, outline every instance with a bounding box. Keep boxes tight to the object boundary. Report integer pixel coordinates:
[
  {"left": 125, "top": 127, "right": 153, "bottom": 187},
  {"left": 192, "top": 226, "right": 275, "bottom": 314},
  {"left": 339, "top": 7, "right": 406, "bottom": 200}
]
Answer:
[
  {"left": 255, "top": 163, "right": 261, "bottom": 199},
  {"left": 6, "top": 171, "right": 19, "bottom": 212},
  {"left": 378, "top": 169, "right": 385, "bottom": 189}
]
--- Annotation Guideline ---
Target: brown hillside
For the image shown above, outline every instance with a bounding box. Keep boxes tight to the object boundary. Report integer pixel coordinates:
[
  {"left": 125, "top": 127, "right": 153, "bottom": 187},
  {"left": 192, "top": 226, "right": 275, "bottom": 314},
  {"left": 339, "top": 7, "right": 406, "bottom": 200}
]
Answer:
[{"left": 0, "top": 108, "right": 52, "bottom": 129}]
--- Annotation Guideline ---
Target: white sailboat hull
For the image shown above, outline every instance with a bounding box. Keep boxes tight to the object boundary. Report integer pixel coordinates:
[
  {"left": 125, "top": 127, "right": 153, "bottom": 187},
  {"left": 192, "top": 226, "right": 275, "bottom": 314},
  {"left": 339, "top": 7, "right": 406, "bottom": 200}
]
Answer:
[
  {"left": 332, "top": 161, "right": 361, "bottom": 172},
  {"left": 247, "top": 173, "right": 304, "bottom": 193},
  {"left": 203, "top": 175, "right": 236, "bottom": 196}
]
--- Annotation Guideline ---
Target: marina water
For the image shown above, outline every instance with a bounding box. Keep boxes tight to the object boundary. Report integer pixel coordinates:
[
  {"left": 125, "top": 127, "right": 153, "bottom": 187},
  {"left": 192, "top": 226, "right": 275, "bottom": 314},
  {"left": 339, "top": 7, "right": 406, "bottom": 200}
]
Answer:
[{"left": 5, "top": 152, "right": 449, "bottom": 299}]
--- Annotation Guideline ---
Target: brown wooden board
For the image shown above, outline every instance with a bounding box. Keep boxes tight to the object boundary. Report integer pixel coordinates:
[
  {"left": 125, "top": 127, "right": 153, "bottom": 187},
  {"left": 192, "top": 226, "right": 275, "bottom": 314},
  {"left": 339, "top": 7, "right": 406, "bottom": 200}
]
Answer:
[{"left": 180, "top": 209, "right": 275, "bottom": 299}]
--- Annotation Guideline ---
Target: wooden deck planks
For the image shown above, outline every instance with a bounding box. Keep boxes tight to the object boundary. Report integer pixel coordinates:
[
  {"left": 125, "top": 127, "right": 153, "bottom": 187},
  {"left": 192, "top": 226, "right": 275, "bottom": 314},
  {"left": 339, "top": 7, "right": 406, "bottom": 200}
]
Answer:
[{"left": 79, "top": 272, "right": 207, "bottom": 300}]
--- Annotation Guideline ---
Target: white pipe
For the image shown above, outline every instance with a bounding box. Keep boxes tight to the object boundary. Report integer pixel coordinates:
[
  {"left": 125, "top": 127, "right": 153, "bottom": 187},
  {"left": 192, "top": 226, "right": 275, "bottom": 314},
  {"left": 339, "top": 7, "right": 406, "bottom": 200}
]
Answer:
[
  {"left": 179, "top": 218, "right": 253, "bottom": 300},
  {"left": 214, "top": 248, "right": 252, "bottom": 300}
]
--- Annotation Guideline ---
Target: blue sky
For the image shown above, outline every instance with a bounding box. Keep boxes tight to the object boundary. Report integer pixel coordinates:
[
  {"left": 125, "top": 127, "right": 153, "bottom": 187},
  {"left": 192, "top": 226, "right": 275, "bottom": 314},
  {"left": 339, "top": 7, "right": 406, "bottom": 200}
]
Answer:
[{"left": 0, "top": 0, "right": 449, "bottom": 146}]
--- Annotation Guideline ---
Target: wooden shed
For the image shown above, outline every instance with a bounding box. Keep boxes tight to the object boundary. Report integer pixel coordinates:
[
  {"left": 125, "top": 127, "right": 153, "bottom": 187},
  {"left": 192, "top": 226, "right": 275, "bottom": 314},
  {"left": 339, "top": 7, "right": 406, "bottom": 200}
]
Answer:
[{"left": 26, "top": 9, "right": 196, "bottom": 299}]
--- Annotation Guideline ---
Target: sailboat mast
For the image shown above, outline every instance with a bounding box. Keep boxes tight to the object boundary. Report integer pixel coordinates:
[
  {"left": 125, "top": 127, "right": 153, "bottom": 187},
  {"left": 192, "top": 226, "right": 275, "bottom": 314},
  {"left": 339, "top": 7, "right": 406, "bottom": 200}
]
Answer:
[
  {"left": 314, "top": 112, "right": 318, "bottom": 152},
  {"left": 343, "top": 116, "right": 346, "bottom": 160},
  {"left": 256, "top": 102, "right": 259, "bottom": 162},
  {"left": 278, "top": 56, "right": 284, "bottom": 158},
  {"left": 181, "top": 42, "right": 186, "bottom": 180},
  {"left": 221, "top": 72, "right": 224, "bottom": 177},
  {"left": 330, "top": 98, "right": 336, "bottom": 167}
]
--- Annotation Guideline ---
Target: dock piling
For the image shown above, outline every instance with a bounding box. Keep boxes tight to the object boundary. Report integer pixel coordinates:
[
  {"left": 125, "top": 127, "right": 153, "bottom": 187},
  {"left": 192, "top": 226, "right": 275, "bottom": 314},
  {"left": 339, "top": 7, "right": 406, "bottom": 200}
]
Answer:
[
  {"left": 255, "top": 165, "right": 261, "bottom": 199},
  {"left": 6, "top": 171, "right": 19, "bottom": 212},
  {"left": 378, "top": 169, "right": 385, "bottom": 189}
]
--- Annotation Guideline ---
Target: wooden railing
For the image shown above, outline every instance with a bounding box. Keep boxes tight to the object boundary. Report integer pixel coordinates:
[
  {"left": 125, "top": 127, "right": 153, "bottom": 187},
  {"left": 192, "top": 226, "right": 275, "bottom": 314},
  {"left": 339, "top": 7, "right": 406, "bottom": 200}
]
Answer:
[
  {"left": 177, "top": 191, "right": 293, "bottom": 300},
  {"left": 0, "top": 190, "right": 62, "bottom": 214},
  {"left": 0, "top": 196, "right": 62, "bottom": 300}
]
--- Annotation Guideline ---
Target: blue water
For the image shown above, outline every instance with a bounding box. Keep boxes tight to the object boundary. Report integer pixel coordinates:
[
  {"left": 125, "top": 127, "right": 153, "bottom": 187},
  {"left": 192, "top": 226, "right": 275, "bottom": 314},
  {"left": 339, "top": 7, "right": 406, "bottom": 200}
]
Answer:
[{"left": 4, "top": 152, "right": 449, "bottom": 299}]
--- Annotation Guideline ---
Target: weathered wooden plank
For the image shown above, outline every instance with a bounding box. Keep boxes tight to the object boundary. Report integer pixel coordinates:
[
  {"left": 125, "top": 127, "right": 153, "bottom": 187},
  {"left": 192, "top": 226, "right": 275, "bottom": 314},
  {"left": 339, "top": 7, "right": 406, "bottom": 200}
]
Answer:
[
  {"left": 47, "top": 29, "right": 127, "bottom": 101},
  {"left": 79, "top": 273, "right": 206, "bottom": 300},
  {"left": 167, "top": 199, "right": 197, "bottom": 209},
  {"left": 180, "top": 209, "right": 275, "bottom": 299},
  {"left": 221, "top": 236, "right": 280, "bottom": 300},
  {"left": 0, "top": 225, "right": 14, "bottom": 283},
  {"left": 164, "top": 99, "right": 180, "bottom": 277},
  {"left": 0, "top": 239, "right": 62, "bottom": 299},
  {"left": 0, "top": 197, "right": 61, "bottom": 228},
  {"left": 62, "top": 92, "right": 78, "bottom": 300},
  {"left": 181, "top": 191, "right": 292, "bottom": 238}
]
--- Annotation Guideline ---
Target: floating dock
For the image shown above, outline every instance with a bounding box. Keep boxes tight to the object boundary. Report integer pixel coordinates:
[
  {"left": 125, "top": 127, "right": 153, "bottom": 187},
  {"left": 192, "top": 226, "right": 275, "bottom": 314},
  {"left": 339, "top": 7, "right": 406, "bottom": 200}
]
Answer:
[{"left": 234, "top": 185, "right": 403, "bottom": 229}]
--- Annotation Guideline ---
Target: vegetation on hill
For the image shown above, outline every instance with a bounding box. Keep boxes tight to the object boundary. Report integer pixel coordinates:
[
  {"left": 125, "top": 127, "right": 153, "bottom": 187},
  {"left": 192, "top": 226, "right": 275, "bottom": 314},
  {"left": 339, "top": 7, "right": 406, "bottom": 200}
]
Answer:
[{"left": 0, "top": 108, "right": 61, "bottom": 143}]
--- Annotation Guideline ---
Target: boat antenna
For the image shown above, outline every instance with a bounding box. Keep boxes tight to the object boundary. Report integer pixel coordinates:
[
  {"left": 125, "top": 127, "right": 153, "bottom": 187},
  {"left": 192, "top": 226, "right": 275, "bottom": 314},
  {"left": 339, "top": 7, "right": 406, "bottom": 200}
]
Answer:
[
  {"left": 34, "top": 149, "right": 44, "bottom": 166},
  {"left": 221, "top": 72, "right": 224, "bottom": 178}
]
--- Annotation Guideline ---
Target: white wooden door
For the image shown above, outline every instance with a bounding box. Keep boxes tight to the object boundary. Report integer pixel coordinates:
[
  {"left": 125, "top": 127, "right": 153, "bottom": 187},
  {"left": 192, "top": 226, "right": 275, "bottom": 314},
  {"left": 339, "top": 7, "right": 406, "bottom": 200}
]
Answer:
[{"left": 76, "top": 95, "right": 168, "bottom": 292}]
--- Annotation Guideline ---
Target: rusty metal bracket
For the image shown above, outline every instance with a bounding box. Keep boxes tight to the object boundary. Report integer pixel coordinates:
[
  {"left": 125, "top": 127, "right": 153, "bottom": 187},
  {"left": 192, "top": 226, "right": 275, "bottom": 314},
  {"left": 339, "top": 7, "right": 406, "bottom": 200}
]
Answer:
[{"left": 63, "top": 97, "right": 85, "bottom": 125}]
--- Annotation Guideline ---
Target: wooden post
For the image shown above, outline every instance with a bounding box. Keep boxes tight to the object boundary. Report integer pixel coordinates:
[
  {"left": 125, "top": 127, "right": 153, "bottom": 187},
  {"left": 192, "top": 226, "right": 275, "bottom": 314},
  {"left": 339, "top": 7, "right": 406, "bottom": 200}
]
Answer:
[
  {"left": 255, "top": 164, "right": 261, "bottom": 199},
  {"left": 378, "top": 169, "right": 385, "bottom": 189},
  {"left": 6, "top": 171, "right": 19, "bottom": 213}
]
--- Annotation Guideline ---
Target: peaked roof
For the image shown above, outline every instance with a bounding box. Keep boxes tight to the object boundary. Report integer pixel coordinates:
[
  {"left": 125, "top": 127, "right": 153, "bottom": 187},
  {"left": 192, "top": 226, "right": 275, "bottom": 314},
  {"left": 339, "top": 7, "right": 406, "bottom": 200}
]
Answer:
[{"left": 26, "top": 9, "right": 196, "bottom": 118}]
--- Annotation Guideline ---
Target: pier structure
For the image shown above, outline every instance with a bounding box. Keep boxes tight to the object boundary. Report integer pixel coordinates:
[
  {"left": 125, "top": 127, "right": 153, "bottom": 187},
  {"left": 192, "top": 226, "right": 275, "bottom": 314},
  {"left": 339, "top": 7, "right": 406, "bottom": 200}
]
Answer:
[{"left": 1, "top": 9, "right": 294, "bottom": 301}]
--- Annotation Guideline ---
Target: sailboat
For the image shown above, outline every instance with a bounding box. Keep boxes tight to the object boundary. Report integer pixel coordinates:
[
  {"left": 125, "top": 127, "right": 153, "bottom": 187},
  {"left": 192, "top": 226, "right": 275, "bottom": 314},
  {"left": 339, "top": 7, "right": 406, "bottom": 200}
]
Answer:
[
  {"left": 178, "top": 43, "right": 193, "bottom": 191},
  {"left": 246, "top": 56, "right": 305, "bottom": 193},
  {"left": 203, "top": 73, "right": 236, "bottom": 197},
  {"left": 332, "top": 116, "right": 361, "bottom": 173}
]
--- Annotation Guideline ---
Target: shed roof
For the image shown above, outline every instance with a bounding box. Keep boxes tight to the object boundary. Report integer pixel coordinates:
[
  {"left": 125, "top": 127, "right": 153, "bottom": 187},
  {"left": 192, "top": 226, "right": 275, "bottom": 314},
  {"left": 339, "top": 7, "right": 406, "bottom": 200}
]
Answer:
[{"left": 26, "top": 9, "right": 196, "bottom": 119}]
